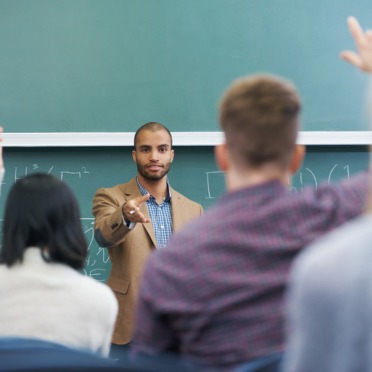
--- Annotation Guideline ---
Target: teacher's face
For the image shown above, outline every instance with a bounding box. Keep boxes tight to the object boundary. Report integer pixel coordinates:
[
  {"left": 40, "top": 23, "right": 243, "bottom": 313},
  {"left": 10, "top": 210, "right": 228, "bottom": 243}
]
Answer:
[{"left": 132, "top": 129, "right": 174, "bottom": 182}]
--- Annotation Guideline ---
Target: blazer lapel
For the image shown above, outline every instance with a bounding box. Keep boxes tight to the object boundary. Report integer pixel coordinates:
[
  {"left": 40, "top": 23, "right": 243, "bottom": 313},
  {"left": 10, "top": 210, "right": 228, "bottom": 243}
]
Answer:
[
  {"left": 171, "top": 188, "right": 187, "bottom": 233},
  {"left": 142, "top": 206, "right": 157, "bottom": 248}
]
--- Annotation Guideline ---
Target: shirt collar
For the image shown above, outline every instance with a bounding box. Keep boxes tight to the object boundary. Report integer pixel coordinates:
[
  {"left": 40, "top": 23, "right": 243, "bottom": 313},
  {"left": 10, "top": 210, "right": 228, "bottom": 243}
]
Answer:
[{"left": 136, "top": 177, "right": 171, "bottom": 202}]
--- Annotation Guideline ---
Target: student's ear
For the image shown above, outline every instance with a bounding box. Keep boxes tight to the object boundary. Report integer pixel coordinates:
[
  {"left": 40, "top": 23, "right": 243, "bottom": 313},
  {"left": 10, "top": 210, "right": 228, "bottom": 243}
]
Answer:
[
  {"left": 132, "top": 149, "right": 137, "bottom": 163},
  {"left": 215, "top": 143, "right": 229, "bottom": 171},
  {"left": 289, "top": 144, "right": 305, "bottom": 174}
]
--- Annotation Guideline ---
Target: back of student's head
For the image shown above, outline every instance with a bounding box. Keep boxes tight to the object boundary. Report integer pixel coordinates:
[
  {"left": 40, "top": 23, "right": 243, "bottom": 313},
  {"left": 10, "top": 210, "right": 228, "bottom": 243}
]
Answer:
[
  {"left": 219, "top": 74, "right": 301, "bottom": 170},
  {"left": 0, "top": 173, "right": 87, "bottom": 269}
]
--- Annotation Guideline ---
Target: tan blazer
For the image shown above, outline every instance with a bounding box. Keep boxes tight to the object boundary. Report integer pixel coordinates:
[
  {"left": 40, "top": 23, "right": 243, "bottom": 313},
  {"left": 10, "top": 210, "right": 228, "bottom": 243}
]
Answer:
[{"left": 92, "top": 178, "right": 203, "bottom": 344}]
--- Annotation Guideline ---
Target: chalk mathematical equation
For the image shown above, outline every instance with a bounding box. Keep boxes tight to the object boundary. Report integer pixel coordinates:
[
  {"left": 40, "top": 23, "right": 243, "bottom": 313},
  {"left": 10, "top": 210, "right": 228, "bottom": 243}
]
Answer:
[
  {"left": 12, "top": 164, "right": 90, "bottom": 182},
  {"left": 289, "top": 164, "right": 350, "bottom": 193},
  {"left": 205, "top": 164, "right": 351, "bottom": 199},
  {"left": 0, "top": 164, "right": 91, "bottom": 198},
  {"left": 81, "top": 219, "right": 111, "bottom": 283}
]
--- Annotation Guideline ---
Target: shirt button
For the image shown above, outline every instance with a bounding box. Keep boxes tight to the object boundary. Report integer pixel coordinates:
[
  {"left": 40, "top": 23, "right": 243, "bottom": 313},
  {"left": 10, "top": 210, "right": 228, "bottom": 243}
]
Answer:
[{"left": 161, "top": 225, "right": 164, "bottom": 229}]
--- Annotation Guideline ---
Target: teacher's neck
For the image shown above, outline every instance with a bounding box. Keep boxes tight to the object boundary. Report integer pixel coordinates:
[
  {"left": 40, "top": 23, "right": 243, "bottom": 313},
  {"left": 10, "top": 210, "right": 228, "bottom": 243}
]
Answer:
[{"left": 137, "top": 174, "right": 168, "bottom": 203}]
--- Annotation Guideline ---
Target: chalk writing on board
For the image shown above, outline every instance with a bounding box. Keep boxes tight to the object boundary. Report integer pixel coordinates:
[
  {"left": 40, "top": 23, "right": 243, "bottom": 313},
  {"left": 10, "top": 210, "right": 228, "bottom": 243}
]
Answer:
[
  {"left": 205, "top": 171, "right": 226, "bottom": 199},
  {"left": 13, "top": 165, "right": 90, "bottom": 183},
  {"left": 81, "top": 219, "right": 110, "bottom": 283},
  {"left": 205, "top": 164, "right": 352, "bottom": 199},
  {"left": 290, "top": 164, "right": 351, "bottom": 193}
]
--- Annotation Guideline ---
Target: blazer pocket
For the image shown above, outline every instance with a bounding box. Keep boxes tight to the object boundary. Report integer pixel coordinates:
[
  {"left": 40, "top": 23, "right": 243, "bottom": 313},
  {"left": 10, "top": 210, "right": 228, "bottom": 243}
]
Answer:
[{"left": 107, "top": 277, "right": 130, "bottom": 295}]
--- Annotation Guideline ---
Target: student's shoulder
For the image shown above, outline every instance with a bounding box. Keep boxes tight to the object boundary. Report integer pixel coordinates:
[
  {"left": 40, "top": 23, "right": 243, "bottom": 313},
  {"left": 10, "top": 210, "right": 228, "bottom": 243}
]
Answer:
[
  {"left": 293, "top": 214, "right": 372, "bottom": 283},
  {"left": 77, "top": 274, "right": 116, "bottom": 301},
  {"left": 0, "top": 264, "right": 12, "bottom": 285},
  {"left": 149, "top": 209, "right": 217, "bottom": 269},
  {"left": 289, "top": 215, "right": 372, "bottom": 315},
  {"left": 74, "top": 276, "right": 118, "bottom": 320},
  {"left": 292, "top": 171, "right": 368, "bottom": 208},
  {"left": 310, "top": 171, "right": 368, "bottom": 195}
]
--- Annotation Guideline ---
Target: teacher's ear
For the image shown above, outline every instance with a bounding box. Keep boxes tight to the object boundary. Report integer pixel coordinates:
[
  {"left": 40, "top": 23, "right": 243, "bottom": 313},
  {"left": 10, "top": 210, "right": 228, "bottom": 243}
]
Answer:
[
  {"left": 214, "top": 143, "right": 229, "bottom": 172},
  {"left": 132, "top": 148, "right": 137, "bottom": 164}
]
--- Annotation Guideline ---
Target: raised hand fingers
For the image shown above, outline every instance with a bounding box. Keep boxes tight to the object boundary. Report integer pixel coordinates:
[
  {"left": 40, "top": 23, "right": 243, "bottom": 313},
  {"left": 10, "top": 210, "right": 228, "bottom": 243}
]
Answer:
[
  {"left": 348, "top": 17, "right": 366, "bottom": 48},
  {"left": 340, "top": 51, "right": 362, "bottom": 69},
  {"left": 341, "top": 17, "right": 372, "bottom": 72}
]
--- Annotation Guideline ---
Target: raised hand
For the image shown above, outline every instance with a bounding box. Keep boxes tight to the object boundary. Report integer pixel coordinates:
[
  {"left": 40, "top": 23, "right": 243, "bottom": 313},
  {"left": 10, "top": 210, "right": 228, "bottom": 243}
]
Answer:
[{"left": 341, "top": 17, "right": 372, "bottom": 73}]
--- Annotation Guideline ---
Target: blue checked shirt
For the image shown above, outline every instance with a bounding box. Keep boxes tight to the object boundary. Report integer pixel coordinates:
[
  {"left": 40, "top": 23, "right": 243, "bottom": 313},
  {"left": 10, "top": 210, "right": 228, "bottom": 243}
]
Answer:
[{"left": 137, "top": 178, "right": 173, "bottom": 248}]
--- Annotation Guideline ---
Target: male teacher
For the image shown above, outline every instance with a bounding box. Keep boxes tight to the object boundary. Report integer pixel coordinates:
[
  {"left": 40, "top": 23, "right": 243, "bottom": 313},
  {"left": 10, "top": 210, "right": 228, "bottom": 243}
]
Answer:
[{"left": 92, "top": 122, "right": 203, "bottom": 354}]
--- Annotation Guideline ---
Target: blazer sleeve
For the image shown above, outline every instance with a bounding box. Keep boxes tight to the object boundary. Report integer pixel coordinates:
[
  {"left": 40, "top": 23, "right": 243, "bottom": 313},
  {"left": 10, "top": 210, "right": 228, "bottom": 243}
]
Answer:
[{"left": 92, "top": 187, "right": 132, "bottom": 248}]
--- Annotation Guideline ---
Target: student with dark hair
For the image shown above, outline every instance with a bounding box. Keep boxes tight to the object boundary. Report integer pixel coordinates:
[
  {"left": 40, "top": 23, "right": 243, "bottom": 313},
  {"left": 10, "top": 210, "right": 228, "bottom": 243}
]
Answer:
[{"left": 0, "top": 173, "right": 118, "bottom": 357}]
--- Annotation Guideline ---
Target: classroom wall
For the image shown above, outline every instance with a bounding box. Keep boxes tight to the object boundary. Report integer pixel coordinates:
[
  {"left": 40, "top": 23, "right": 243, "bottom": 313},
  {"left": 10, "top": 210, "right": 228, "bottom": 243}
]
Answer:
[{"left": 0, "top": 0, "right": 371, "bottom": 133}]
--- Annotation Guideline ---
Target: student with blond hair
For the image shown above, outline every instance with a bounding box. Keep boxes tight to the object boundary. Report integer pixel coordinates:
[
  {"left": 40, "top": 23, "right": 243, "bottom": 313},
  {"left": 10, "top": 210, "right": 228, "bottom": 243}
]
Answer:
[{"left": 132, "top": 17, "right": 371, "bottom": 371}]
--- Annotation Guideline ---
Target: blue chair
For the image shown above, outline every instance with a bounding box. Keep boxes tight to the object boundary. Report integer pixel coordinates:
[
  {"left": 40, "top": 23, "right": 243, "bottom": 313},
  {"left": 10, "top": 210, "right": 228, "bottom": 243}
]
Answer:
[
  {"left": 0, "top": 337, "right": 132, "bottom": 371},
  {"left": 234, "top": 352, "right": 283, "bottom": 372},
  {"left": 0, "top": 337, "right": 197, "bottom": 371}
]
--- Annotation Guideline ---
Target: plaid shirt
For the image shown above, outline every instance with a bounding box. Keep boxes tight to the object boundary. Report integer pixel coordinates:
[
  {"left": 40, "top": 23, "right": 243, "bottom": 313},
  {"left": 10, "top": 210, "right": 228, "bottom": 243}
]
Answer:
[
  {"left": 132, "top": 173, "right": 368, "bottom": 370},
  {"left": 137, "top": 178, "right": 173, "bottom": 248}
]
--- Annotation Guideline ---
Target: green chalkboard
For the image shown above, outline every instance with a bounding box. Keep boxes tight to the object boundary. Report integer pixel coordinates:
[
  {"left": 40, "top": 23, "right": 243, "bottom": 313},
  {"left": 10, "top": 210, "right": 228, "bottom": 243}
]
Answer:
[
  {"left": 0, "top": 145, "right": 369, "bottom": 282},
  {"left": 0, "top": 0, "right": 370, "bottom": 133}
]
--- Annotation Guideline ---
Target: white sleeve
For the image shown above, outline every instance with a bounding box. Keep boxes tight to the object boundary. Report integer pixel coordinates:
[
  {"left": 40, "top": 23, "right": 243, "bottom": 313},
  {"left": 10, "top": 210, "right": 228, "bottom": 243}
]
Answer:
[{"left": 0, "top": 168, "right": 5, "bottom": 192}]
